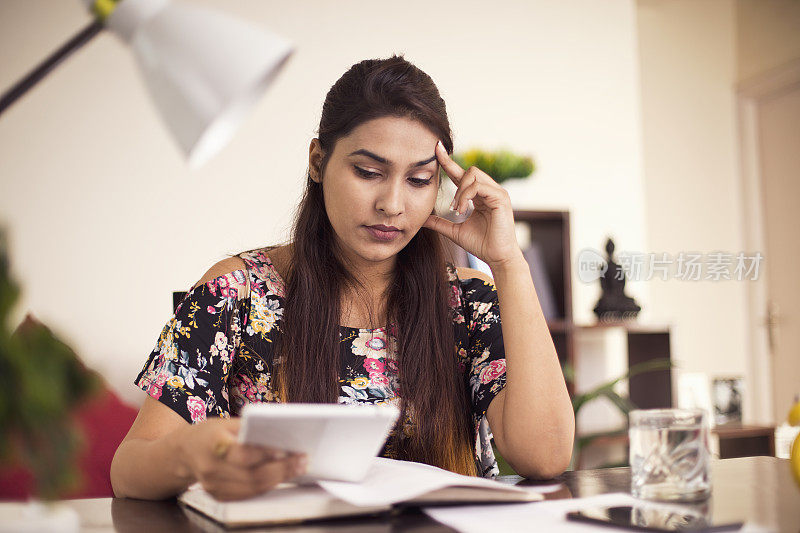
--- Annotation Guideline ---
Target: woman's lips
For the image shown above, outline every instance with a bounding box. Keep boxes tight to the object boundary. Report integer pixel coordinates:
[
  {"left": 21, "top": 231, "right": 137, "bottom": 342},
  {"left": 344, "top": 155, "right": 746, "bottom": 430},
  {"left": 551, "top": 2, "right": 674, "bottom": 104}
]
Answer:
[{"left": 365, "top": 225, "right": 402, "bottom": 241}]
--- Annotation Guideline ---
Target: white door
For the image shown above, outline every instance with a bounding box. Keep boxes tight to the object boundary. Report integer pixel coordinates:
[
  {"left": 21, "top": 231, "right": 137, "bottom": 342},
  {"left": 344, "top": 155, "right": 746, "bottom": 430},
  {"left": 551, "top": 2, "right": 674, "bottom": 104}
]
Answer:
[{"left": 758, "top": 82, "right": 800, "bottom": 423}]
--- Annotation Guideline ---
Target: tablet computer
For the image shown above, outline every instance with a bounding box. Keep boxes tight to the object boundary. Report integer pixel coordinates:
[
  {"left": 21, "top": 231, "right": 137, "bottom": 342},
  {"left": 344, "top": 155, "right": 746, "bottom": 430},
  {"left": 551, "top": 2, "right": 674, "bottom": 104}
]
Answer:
[{"left": 238, "top": 403, "right": 401, "bottom": 482}]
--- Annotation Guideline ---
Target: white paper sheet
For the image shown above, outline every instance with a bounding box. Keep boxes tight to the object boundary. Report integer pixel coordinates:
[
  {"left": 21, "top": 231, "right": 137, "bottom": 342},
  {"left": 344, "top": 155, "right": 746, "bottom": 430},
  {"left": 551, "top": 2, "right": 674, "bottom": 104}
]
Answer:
[
  {"left": 513, "top": 483, "right": 565, "bottom": 494},
  {"left": 425, "top": 493, "right": 636, "bottom": 533},
  {"left": 424, "top": 493, "right": 773, "bottom": 533},
  {"left": 316, "top": 457, "right": 534, "bottom": 506}
]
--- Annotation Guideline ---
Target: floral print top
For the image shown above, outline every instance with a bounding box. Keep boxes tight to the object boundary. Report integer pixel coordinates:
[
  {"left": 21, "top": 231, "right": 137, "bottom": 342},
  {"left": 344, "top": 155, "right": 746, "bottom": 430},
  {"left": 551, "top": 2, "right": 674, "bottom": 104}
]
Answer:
[{"left": 135, "top": 248, "right": 507, "bottom": 477}]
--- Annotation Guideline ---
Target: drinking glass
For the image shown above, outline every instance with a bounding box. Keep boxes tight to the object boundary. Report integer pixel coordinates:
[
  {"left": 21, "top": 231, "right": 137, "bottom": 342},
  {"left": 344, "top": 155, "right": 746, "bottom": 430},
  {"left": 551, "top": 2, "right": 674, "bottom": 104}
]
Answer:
[{"left": 629, "top": 408, "right": 711, "bottom": 502}]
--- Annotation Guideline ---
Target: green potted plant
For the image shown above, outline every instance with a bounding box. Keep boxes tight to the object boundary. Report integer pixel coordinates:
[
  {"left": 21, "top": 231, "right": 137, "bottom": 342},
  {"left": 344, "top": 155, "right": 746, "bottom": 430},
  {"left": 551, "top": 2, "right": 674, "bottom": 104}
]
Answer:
[
  {"left": 491, "top": 358, "right": 673, "bottom": 475},
  {"left": 564, "top": 358, "right": 674, "bottom": 470},
  {"left": 452, "top": 148, "right": 535, "bottom": 184}
]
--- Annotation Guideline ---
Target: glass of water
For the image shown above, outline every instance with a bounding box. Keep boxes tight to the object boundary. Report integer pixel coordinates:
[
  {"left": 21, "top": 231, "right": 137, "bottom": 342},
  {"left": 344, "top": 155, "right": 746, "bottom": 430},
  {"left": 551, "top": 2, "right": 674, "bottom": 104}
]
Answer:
[{"left": 629, "top": 408, "right": 711, "bottom": 502}]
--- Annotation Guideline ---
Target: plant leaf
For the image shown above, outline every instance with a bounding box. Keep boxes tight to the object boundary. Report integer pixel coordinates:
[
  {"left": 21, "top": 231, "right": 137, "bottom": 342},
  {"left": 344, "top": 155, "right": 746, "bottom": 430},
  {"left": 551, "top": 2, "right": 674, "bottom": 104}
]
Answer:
[{"left": 572, "top": 358, "right": 673, "bottom": 416}]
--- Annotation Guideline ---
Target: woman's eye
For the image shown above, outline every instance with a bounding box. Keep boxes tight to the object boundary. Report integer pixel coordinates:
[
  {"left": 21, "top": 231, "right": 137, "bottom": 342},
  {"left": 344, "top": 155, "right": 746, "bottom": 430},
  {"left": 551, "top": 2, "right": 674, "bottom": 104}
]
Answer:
[
  {"left": 354, "top": 166, "right": 431, "bottom": 186},
  {"left": 409, "top": 177, "right": 433, "bottom": 187},
  {"left": 354, "top": 166, "right": 380, "bottom": 179}
]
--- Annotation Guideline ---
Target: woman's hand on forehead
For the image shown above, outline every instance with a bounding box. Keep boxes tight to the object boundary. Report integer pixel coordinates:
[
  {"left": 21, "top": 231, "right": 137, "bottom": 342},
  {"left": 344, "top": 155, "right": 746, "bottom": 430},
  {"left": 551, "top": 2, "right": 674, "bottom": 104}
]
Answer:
[{"left": 423, "top": 141, "right": 523, "bottom": 271}]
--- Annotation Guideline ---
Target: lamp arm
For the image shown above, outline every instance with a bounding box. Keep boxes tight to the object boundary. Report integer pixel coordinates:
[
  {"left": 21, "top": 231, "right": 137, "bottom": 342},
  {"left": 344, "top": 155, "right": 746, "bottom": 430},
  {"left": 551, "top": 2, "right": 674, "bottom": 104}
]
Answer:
[{"left": 0, "top": 20, "right": 103, "bottom": 117}]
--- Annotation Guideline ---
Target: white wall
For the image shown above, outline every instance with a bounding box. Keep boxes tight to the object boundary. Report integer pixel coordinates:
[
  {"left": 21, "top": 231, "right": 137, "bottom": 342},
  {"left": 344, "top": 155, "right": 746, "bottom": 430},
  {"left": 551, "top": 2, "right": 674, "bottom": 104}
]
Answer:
[
  {"left": 0, "top": 0, "right": 647, "bottom": 405},
  {"left": 635, "top": 0, "right": 800, "bottom": 426},
  {"left": 636, "top": 0, "right": 755, "bottom": 418}
]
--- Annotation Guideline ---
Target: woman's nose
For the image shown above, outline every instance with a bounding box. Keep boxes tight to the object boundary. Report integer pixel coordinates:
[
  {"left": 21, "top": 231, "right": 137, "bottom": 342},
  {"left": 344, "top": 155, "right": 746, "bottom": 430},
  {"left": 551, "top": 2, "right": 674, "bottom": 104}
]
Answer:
[{"left": 375, "top": 179, "right": 404, "bottom": 216}]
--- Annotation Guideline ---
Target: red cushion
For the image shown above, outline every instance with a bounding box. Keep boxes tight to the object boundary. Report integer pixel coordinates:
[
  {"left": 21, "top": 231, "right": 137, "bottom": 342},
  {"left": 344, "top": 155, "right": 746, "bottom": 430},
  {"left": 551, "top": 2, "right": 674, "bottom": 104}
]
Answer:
[{"left": 0, "top": 387, "right": 138, "bottom": 500}]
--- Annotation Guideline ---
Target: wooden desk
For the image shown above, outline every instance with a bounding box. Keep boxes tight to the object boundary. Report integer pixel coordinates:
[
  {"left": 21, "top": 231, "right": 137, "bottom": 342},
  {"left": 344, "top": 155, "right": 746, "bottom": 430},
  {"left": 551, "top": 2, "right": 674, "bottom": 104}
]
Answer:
[
  {"left": 9, "top": 457, "right": 797, "bottom": 532},
  {"left": 504, "top": 456, "right": 799, "bottom": 532}
]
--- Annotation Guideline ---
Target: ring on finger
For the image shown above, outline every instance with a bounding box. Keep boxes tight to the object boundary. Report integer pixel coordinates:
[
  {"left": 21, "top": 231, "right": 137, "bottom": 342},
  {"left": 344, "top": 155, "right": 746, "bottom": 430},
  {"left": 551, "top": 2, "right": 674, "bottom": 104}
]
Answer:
[{"left": 213, "top": 439, "right": 232, "bottom": 459}]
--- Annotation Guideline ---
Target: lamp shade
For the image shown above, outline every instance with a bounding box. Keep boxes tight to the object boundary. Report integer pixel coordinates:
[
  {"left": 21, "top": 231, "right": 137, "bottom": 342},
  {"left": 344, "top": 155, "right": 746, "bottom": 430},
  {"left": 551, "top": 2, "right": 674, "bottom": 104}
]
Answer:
[{"left": 99, "top": 0, "right": 294, "bottom": 167}]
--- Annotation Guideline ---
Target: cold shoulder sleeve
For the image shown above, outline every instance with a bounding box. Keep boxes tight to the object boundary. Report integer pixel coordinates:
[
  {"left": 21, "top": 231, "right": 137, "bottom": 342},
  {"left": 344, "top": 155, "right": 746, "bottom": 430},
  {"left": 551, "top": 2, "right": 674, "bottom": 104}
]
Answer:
[
  {"left": 462, "top": 276, "right": 507, "bottom": 421},
  {"left": 134, "top": 269, "right": 249, "bottom": 423}
]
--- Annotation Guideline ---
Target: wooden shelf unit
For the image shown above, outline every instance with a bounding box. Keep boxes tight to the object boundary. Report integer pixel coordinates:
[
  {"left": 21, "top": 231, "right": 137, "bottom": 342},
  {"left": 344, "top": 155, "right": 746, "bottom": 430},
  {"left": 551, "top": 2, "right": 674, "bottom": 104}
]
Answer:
[
  {"left": 514, "top": 210, "right": 575, "bottom": 394},
  {"left": 447, "top": 209, "right": 577, "bottom": 394},
  {"left": 447, "top": 209, "right": 673, "bottom": 407},
  {"left": 574, "top": 323, "right": 673, "bottom": 410}
]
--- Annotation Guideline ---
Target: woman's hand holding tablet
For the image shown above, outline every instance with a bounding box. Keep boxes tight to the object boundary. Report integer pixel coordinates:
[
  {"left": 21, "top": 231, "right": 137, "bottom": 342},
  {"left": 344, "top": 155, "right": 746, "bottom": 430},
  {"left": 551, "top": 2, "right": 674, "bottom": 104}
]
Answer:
[
  {"left": 238, "top": 403, "right": 401, "bottom": 483},
  {"left": 179, "top": 417, "right": 307, "bottom": 501}
]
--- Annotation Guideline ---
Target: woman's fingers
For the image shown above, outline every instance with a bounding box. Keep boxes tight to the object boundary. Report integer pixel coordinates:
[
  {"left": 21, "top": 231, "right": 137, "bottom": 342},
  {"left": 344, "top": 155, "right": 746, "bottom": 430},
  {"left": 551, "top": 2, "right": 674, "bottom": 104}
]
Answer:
[
  {"left": 201, "top": 452, "right": 306, "bottom": 501},
  {"left": 210, "top": 455, "right": 295, "bottom": 485},
  {"left": 207, "top": 477, "right": 277, "bottom": 502},
  {"left": 185, "top": 418, "right": 313, "bottom": 501},
  {"left": 204, "top": 417, "right": 241, "bottom": 458},
  {"left": 447, "top": 160, "right": 507, "bottom": 214},
  {"left": 454, "top": 178, "right": 488, "bottom": 216},
  {"left": 423, "top": 214, "right": 459, "bottom": 243},
  {"left": 251, "top": 452, "right": 306, "bottom": 482},
  {"left": 209, "top": 420, "right": 291, "bottom": 466},
  {"left": 450, "top": 171, "right": 480, "bottom": 214},
  {"left": 435, "top": 140, "right": 465, "bottom": 185},
  {"left": 225, "top": 443, "right": 288, "bottom": 468},
  {"left": 452, "top": 171, "right": 509, "bottom": 215}
]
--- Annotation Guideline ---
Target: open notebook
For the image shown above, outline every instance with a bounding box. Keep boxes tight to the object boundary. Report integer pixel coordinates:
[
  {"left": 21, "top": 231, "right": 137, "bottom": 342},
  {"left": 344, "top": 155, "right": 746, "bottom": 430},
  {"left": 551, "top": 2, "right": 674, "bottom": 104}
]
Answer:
[{"left": 179, "top": 457, "right": 543, "bottom": 527}]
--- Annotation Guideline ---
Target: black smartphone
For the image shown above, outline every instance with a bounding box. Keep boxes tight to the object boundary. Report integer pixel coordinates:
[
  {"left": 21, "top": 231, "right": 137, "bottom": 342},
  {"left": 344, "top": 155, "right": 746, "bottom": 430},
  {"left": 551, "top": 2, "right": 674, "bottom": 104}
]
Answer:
[{"left": 566, "top": 505, "right": 743, "bottom": 532}]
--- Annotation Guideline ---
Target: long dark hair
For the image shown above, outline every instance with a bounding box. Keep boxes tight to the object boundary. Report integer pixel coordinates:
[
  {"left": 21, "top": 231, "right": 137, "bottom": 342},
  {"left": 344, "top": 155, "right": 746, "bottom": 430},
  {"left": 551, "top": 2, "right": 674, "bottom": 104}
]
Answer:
[{"left": 273, "top": 55, "right": 475, "bottom": 475}]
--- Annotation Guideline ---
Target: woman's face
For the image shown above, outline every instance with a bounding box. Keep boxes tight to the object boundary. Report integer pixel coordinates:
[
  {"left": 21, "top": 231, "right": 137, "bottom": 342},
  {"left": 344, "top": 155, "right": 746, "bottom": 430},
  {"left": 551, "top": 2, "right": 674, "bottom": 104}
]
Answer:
[{"left": 309, "top": 116, "right": 441, "bottom": 274}]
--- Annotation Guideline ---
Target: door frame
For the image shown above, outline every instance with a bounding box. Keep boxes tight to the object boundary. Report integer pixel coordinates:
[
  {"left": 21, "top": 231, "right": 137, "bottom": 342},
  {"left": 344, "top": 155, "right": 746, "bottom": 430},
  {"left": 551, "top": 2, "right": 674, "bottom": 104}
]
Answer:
[{"left": 736, "top": 58, "right": 800, "bottom": 425}]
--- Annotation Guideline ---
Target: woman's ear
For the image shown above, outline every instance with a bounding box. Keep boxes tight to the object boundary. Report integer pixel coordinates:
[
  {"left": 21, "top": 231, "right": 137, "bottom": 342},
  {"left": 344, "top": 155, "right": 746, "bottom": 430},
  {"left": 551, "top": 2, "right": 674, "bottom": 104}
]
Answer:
[{"left": 309, "top": 138, "right": 325, "bottom": 183}]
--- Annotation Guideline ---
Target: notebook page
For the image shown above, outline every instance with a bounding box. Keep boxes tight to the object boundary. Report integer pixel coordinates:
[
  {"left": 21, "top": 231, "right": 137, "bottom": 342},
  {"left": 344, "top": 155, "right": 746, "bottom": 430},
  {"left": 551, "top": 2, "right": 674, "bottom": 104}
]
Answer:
[{"left": 316, "top": 457, "right": 533, "bottom": 506}]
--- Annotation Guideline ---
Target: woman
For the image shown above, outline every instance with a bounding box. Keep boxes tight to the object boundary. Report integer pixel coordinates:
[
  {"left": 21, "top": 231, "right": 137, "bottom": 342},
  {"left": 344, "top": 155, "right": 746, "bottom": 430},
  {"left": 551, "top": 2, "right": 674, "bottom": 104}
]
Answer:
[{"left": 110, "top": 55, "right": 574, "bottom": 501}]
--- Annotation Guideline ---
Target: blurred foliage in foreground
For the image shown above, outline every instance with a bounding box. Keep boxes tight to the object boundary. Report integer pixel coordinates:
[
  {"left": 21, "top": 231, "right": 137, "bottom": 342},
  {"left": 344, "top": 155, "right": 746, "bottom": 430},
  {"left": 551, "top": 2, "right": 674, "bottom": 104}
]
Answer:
[{"left": 0, "top": 229, "right": 100, "bottom": 499}]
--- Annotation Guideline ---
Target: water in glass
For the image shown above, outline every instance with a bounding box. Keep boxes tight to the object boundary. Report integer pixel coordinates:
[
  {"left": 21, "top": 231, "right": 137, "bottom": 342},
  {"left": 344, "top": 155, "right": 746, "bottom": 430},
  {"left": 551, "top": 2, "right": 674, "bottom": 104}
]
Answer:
[{"left": 629, "top": 409, "right": 711, "bottom": 502}]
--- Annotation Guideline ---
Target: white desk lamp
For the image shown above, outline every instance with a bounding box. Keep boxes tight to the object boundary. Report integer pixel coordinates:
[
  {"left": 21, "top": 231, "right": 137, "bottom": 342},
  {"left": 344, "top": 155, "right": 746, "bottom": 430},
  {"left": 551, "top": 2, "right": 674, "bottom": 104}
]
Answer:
[{"left": 0, "top": 0, "right": 294, "bottom": 167}]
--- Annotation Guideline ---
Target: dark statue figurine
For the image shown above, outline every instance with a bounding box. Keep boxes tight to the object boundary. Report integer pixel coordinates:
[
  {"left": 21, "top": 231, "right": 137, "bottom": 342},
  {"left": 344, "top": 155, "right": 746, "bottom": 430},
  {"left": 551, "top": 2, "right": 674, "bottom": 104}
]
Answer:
[{"left": 593, "top": 238, "right": 641, "bottom": 322}]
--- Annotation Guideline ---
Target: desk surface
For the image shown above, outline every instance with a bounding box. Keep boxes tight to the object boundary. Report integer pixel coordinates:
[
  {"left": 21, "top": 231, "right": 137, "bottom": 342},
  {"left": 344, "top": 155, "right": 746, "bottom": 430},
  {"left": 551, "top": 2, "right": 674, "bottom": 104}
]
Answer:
[{"left": 31, "top": 456, "right": 800, "bottom": 532}]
